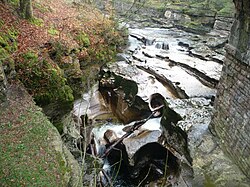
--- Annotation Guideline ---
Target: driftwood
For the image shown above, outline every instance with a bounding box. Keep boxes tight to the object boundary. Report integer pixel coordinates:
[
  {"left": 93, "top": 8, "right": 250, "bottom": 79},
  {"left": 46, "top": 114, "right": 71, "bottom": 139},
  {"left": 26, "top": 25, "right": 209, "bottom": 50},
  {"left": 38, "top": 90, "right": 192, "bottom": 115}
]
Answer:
[{"left": 101, "top": 105, "right": 164, "bottom": 158}]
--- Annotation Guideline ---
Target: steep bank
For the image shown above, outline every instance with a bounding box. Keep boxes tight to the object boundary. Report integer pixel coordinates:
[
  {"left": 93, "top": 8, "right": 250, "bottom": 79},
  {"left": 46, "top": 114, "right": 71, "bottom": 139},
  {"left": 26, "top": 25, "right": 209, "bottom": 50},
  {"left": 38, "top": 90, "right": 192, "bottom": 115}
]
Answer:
[
  {"left": 0, "top": 81, "right": 82, "bottom": 186},
  {"left": 0, "top": 0, "right": 126, "bottom": 186},
  {"left": 0, "top": 0, "right": 126, "bottom": 131}
]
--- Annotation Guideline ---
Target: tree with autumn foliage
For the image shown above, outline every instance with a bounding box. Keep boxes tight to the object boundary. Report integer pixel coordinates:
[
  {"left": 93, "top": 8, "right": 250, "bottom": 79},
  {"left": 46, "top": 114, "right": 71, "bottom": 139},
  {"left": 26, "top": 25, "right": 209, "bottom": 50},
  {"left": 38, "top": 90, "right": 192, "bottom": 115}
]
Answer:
[{"left": 19, "top": 0, "right": 33, "bottom": 19}]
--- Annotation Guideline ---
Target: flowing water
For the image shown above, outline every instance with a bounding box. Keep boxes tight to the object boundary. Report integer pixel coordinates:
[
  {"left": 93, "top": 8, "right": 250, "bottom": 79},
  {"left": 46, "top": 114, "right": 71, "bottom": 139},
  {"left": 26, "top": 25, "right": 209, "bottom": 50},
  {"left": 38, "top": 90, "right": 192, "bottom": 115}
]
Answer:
[{"left": 71, "top": 25, "right": 225, "bottom": 186}]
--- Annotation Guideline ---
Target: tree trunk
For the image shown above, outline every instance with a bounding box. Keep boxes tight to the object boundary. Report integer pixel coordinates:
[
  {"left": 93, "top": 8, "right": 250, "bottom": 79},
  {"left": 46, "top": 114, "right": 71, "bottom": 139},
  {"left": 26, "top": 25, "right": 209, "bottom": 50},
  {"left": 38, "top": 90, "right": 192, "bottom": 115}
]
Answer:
[{"left": 19, "top": 0, "right": 33, "bottom": 19}]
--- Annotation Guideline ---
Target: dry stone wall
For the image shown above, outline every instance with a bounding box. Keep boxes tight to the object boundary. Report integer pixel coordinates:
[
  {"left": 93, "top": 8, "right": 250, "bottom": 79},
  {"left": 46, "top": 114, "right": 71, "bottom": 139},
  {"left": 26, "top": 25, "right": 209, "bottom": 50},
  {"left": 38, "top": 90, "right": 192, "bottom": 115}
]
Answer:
[{"left": 210, "top": 0, "right": 250, "bottom": 178}]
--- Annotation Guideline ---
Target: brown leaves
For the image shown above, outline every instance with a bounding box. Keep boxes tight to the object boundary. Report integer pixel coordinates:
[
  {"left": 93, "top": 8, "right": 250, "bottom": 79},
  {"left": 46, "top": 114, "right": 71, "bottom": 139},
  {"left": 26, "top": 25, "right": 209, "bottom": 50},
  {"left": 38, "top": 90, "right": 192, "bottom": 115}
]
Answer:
[{"left": 1, "top": 0, "right": 123, "bottom": 66}]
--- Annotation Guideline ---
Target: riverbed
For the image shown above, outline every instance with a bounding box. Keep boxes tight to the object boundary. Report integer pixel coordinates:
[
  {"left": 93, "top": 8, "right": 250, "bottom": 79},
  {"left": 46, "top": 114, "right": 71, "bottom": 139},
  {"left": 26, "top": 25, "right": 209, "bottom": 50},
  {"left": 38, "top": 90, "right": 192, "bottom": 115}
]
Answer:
[{"left": 67, "top": 22, "right": 228, "bottom": 186}]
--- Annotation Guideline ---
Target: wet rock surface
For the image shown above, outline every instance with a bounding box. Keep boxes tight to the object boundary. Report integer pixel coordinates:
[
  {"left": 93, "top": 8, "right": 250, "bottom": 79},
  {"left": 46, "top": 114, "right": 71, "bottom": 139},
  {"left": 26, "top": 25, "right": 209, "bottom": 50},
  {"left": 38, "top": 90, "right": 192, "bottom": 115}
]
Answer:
[
  {"left": 99, "top": 68, "right": 151, "bottom": 124},
  {"left": 63, "top": 6, "right": 250, "bottom": 186},
  {"left": 167, "top": 98, "right": 250, "bottom": 186}
]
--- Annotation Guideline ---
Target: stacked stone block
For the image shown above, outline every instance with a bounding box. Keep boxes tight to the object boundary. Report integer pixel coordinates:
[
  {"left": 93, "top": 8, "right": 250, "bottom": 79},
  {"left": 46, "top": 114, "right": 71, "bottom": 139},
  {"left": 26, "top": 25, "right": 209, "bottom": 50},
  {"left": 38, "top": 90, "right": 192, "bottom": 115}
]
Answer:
[
  {"left": 210, "top": 49, "right": 250, "bottom": 177},
  {"left": 210, "top": 0, "right": 250, "bottom": 178}
]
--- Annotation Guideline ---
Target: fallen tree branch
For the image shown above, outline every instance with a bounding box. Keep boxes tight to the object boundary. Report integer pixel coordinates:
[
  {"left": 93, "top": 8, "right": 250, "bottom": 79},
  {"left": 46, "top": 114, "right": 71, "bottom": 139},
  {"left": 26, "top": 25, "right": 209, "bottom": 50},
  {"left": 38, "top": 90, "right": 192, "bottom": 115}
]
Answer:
[{"left": 101, "top": 105, "right": 164, "bottom": 158}]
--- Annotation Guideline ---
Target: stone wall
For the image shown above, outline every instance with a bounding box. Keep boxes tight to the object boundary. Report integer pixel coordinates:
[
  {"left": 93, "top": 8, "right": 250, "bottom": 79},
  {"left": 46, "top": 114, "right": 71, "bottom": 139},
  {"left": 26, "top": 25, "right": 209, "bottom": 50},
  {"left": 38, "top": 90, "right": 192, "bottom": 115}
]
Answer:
[{"left": 210, "top": 0, "right": 250, "bottom": 178}]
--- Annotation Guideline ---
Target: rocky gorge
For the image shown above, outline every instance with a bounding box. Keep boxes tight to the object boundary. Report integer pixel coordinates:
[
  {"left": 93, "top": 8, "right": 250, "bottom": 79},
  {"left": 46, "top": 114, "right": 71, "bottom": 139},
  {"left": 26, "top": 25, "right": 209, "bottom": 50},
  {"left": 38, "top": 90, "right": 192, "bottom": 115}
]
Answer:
[
  {"left": 62, "top": 1, "right": 250, "bottom": 186},
  {"left": 1, "top": 0, "right": 250, "bottom": 186}
]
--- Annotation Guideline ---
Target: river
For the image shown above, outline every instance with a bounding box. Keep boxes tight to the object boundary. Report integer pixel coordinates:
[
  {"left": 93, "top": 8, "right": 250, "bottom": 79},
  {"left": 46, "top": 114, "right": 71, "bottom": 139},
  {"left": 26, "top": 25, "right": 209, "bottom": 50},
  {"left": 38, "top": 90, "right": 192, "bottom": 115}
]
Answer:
[{"left": 68, "top": 20, "right": 228, "bottom": 186}]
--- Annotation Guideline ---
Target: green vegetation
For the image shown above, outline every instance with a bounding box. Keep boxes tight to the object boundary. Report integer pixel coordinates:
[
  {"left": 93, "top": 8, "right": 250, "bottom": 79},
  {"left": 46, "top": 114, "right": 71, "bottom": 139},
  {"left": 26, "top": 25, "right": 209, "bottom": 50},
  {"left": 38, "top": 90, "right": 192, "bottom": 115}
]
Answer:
[
  {"left": 0, "top": 0, "right": 127, "bottom": 184},
  {"left": 9, "top": 0, "right": 19, "bottom": 7},
  {"left": 0, "top": 27, "right": 18, "bottom": 62},
  {"left": 16, "top": 51, "right": 74, "bottom": 105},
  {"left": 165, "top": 0, "right": 234, "bottom": 17},
  {"left": 33, "top": 1, "right": 52, "bottom": 13},
  {"left": 75, "top": 32, "right": 91, "bottom": 48},
  {"left": 204, "top": 175, "right": 217, "bottom": 187},
  {"left": 30, "top": 17, "right": 44, "bottom": 27},
  {"left": 0, "top": 90, "right": 69, "bottom": 186},
  {"left": 0, "top": 26, "right": 18, "bottom": 77},
  {"left": 217, "top": 2, "right": 235, "bottom": 16},
  {"left": 122, "top": 0, "right": 234, "bottom": 17},
  {"left": 48, "top": 27, "right": 59, "bottom": 36}
]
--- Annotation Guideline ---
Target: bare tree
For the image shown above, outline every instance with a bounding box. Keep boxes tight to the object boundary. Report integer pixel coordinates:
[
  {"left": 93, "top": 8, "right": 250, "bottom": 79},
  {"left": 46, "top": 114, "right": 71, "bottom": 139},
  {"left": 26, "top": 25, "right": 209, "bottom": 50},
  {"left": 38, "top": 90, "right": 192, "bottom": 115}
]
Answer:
[{"left": 19, "top": 0, "right": 33, "bottom": 19}]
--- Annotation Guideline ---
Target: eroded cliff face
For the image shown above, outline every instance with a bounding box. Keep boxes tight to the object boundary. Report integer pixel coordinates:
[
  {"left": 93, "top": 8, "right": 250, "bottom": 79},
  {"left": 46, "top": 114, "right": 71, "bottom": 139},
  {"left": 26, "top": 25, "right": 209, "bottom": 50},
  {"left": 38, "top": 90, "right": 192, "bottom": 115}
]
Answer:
[{"left": 210, "top": 0, "right": 250, "bottom": 178}]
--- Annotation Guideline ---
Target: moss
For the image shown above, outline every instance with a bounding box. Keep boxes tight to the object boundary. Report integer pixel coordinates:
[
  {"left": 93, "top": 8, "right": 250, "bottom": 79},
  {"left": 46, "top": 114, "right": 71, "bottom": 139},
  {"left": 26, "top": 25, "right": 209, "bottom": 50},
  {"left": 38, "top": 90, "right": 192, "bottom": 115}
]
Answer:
[
  {"left": 48, "top": 27, "right": 59, "bottom": 36},
  {"left": 204, "top": 175, "right": 216, "bottom": 187},
  {"left": 0, "top": 36, "right": 8, "bottom": 48},
  {"left": 29, "top": 17, "right": 44, "bottom": 27},
  {"left": 218, "top": 3, "right": 235, "bottom": 17},
  {"left": 56, "top": 153, "right": 71, "bottom": 175},
  {"left": 0, "top": 48, "right": 8, "bottom": 61},
  {"left": 166, "top": 0, "right": 234, "bottom": 18},
  {"left": 53, "top": 121, "right": 64, "bottom": 134},
  {"left": 75, "top": 32, "right": 90, "bottom": 48},
  {"left": 0, "top": 28, "right": 18, "bottom": 54},
  {"left": 33, "top": 1, "right": 52, "bottom": 13},
  {"left": 86, "top": 44, "right": 117, "bottom": 64},
  {"left": 0, "top": 19, "right": 4, "bottom": 28},
  {"left": 0, "top": 84, "right": 76, "bottom": 186},
  {"left": 9, "top": 0, "right": 19, "bottom": 7},
  {"left": 16, "top": 51, "right": 74, "bottom": 106},
  {"left": 48, "top": 41, "right": 66, "bottom": 61},
  {"left": 0, "top": 28, "right": 18, "bottom": 77}
]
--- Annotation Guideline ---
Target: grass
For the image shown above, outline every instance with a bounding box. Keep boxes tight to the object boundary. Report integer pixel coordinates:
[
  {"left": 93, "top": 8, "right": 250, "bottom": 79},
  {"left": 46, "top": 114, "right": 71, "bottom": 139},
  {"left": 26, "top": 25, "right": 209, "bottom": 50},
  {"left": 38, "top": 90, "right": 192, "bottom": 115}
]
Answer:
[{"left": 0, "top": 83, "right": 68, "bottom": 186}]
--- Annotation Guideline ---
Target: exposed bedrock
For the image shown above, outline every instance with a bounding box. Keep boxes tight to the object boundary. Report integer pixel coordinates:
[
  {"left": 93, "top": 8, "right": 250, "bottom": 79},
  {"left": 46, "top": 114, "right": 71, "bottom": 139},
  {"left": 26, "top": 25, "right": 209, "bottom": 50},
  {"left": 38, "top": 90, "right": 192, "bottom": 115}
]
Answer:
[
  {"left": 127, "top": 28, "right": 224, "bottom": 99},
  {"left": 98, "top": 67, "right": 151, "bottom": 124},
  {"left": 168, "top": 98, "right": 250, "bottom": 186},
  {"left": 89, "top": 89, "right": 193, "bottom": 186}
]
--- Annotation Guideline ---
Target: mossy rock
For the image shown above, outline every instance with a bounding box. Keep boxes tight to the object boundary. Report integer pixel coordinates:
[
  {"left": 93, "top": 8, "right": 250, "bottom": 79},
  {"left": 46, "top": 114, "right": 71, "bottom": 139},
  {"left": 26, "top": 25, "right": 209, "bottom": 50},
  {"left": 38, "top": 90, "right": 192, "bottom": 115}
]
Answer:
[
  {"left": 217, "top": 4, "right": 235, "bottom": 17},
  {"left": 0, "top": 28, "right": 18, "bottom": 61},
  {"left": 16, "top": 51, "right": 74, "bottom": 106},
  {"left": 0, "top": 83, "right": 82, "bottom": 187},
  {"left": 0, "top": 48, "right": 8, "bottom": 61},
  {"left": 0, "top": 35, "right": 8, "bottom": 48}
]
